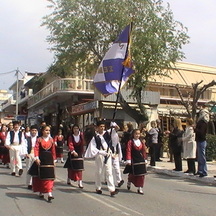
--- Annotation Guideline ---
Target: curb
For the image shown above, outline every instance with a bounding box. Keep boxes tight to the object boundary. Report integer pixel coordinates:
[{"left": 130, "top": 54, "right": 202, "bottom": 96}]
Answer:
[{"left": 148, "top": 166, "right": 216, "bottom": 186}]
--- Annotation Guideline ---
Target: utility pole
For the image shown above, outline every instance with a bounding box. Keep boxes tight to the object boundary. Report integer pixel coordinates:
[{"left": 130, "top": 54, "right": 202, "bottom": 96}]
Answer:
[{"left": 15, "top": 68, "right": 19, "bottom": 119}]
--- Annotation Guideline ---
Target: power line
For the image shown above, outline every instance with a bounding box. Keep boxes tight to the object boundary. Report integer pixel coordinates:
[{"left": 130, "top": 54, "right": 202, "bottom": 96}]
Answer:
[{"left": 0, "top": 70, "right": 16, "bottom": 75}]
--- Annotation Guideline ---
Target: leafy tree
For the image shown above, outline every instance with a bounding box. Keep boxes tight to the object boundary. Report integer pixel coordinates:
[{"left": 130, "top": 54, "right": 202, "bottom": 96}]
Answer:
[{"left": 43, "top": 0, "right": 189, "bottom": 124}]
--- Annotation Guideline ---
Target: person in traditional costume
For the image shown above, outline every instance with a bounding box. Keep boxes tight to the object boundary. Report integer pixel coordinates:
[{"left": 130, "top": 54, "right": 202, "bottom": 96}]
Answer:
[
  {"left": 54, "top": 129, "right": 65, "bottom": 163},
  {"left": 125, "top": 129, "right": 147, "bottom": 195},
  {"left": 64, "top": 124, "right": 84, "bottom": 188},
  {"left": 31, "top": 125, "right": 56, "bottom": 202},
  {"left": 5, "top": 121, "right": 25, "bottom": 176},
  {"left": 0, "top": 124, "right": 10, "bottom": 168},
  {"left": 23, "top": 125, "right": 38, "bottom": 189},
  {"left": 84, "top": 120, "right": 119, "bottom": 197},
  {"left": 108, "top": 122, "right": 124, "bottom": 187}
]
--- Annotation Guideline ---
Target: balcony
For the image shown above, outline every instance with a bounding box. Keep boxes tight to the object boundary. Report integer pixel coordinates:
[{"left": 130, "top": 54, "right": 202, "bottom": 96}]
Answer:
[
  {"left": 28, "top": 78, "right": 94, "bottom": 108},
  {"left": 1, "top": 96, "right": 16, "bottom": 112}
]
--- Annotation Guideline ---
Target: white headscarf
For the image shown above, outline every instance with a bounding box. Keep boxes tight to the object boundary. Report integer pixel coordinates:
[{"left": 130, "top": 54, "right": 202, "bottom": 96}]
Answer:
[{"left": 197, "top": 108, "right": 209, "bottom": 123}]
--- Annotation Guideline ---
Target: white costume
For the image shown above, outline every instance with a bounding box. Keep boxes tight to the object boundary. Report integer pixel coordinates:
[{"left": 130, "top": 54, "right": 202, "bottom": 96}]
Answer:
[
  {"left": 23, "top": 136, "right": 37, "bottom": 186},
  {"left": 5, "top": 130, "right": 25, "bottom": 175},
  {"left": 84, "top": 130, "right": 115, "bottom": 192},
  {"left": 107, "top": 128, "right": 123, "bottom": 186}
]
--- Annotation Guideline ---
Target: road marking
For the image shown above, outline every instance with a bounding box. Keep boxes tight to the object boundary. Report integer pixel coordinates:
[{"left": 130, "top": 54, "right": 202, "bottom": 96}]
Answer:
[{"left": 56, "top": 176, "right": 143, "bottom": 216}]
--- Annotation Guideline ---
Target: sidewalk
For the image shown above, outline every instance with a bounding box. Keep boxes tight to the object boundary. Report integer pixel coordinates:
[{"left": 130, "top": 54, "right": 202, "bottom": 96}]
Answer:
[{"left": 147, "top": 156, "right": 216, "bottom": 186}]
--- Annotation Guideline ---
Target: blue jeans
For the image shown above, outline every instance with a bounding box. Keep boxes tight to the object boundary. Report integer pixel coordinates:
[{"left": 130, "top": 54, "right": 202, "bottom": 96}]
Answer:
[{"left": 197, "top": 141, "right": 207, "bottom": 176}]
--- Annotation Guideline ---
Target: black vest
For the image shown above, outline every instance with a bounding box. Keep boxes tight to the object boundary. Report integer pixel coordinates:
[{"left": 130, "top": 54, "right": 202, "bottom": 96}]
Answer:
[
  {"left": 94, "top": 131, "right": 112, "bottom": 150},
  {"left": 10, "top": 131, "right": 22, "bottom": 144},
  {"left": 26, "top": 136, "right": 38, "bottom": 154}
]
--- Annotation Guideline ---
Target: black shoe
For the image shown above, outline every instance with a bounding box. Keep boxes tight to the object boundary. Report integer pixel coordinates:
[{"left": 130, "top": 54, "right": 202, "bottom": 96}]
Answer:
[
  {"left": 110, "top": 189, "right": 119, "bottom": 197},
  {"left": 184, "top": 170, "right": 190, "bottom": 173},
  {"left": 39, "top": 193, "right": 44, "bottom": 199},
  {"left": 117, "top": 180, "right": 124, "bottom": 187},
  {"left": 11, "top": 172, "right": 15, "bottom": 176},
  {"left": 156, "top": 159, "right": 163, "bottom": 162},
  {"left": 67, "top": 179, "right": 71, "bottom": 185},
  {"left": 194, "top": 172, "right": 201, "bottom": 176},
  {"left": 27, "top": 185, "right": 32, "bottom": 190},
  {"left": 18, "top": 169, "right": 23, "bottom": 176},
  {"left": 48, "top": 196, "right": 54, "bottom": 202},
  {"left": 96, "top": 189, "right": 102, "bottom": 194},
  {"left": 199, "top": 173, "right": 207, "bottom": 178},
  {"left": 173, "top": 169, "right": 182, "bottom": 171},
  {"left": 127, "top": 182, "right": 131, "bottom": 190}
]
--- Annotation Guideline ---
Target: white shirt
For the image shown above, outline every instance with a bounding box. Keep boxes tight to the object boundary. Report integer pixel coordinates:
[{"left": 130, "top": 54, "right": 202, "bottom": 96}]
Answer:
[
  {"left": 84, "top": 131, "right": 108, "bottom": 158},
  {"left": 5, "top": 130, "right": 25, "bottom": 146},
  {"left": 22, "top": 135, "right": 37, "bottom": 155}
]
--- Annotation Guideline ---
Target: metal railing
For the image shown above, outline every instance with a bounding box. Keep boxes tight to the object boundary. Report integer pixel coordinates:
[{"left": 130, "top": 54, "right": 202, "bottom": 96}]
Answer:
[{"left": 28, "top": 78, "right": 94, "bottom": 107}]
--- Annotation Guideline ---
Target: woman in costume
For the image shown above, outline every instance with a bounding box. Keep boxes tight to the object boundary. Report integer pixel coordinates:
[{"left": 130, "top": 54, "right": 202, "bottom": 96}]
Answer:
[
  {"left": 65, "top": 124, "right": 84, "bottom": 188},
  {"left": 32, "top": 125, "right": 56, "bottom": 202},
  {"left": 125, "top": 129, "right": 147, "bottom": 195},
  {"left": 0, "top": 124, "right": 10, "bottom": 167},
  {"left": 54, "top": 129, "right": 65, "bottom": 163}
]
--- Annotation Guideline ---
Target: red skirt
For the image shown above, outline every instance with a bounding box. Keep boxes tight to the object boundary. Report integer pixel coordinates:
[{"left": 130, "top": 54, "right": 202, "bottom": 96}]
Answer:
[
  {"left": 0, "top": 148, "right": 10, "bottom": 164},
  {"left": 32, "top": 177, "right": 54, "bottom": 193},
  {"left": 67, "top": 168, "right": 82, "bottom": 181},
  {"left": 128, "top": 174, "right": 145, "bottom": 187}
]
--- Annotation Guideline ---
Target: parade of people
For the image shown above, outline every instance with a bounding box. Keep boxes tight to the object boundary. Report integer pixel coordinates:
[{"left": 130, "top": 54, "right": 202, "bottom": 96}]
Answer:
[
  {"left": 1, "top": 1, "right": 216, "bottom": 214},
  {"left": 64, "top": 124, "right": 84, "bottom": 188}
]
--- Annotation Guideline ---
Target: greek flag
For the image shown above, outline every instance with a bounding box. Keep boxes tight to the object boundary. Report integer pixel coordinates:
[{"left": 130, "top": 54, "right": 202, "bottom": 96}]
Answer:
[{"left": 93, "top": 24, "right": 134, "bottom": 96}]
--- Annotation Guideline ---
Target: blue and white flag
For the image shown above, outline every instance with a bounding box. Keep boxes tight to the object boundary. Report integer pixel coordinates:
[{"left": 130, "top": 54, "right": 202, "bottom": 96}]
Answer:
[{"left": 93, "top": 24, "right": 134, "bottom": 96}]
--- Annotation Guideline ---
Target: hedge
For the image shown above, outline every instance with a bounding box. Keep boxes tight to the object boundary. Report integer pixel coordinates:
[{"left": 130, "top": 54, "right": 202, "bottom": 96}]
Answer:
[{"left": 206, "top": 134, "right": 216, "bottom": 161}]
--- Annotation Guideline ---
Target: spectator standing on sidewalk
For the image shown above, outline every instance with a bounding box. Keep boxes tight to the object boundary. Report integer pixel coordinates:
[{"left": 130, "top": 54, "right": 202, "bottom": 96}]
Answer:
[
  {"left": 148, "top": 121, "right": 159, "bottom": 166},
  {"left": 169, "top": 118, "right": 184, "bottom": 171},
  {"left": 182, "top": 118, "right": 196, "bottom": 174},
  {"left": 155, "top": 119, "right": 164, "bottom": 162},
  {"left": 194, "top": 106, "right": 209, "bottom": 177}
]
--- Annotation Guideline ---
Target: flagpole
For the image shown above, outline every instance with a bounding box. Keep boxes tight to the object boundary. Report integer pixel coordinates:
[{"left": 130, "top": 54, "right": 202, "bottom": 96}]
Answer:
[{"left": 111, "top": 22, "right": 133, "bottom": 122}]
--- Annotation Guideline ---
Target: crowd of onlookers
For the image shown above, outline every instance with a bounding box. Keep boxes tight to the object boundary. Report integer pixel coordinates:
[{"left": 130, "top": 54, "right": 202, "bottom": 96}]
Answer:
[{"left": 120, "top": 105, "right": 210, "bottom": 178}]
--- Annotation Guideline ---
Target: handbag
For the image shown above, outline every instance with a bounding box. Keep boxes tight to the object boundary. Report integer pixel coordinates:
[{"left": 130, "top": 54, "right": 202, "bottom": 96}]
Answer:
[{"left": 123, "top": 164, "right": 132, "bottom": 174}]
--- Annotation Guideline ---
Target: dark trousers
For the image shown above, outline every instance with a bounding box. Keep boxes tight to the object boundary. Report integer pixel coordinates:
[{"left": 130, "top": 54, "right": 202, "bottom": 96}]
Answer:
[
  {"left": 173, "top": 152, "right": 182, "bottom": 171},
  {"left": 187, "top": 158, "right": 196, "bottom": 174},
  {"left": 155, "top": 143, "right": 162, "bottom": 160},
  {"left": 150, "top": 144, "right": 157, "bottom": 166}
]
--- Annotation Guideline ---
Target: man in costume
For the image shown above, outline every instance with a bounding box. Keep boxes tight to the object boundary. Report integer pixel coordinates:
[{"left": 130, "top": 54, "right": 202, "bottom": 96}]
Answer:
[
  {"left": 5, "top": 121, "right": 25, "bottom": 176},
  {"left": 108, "top": 122, "right": 124, "bottom": 187},
  {"left": 84, "top": 120, "right": 119, "bottom": 197},
  {"left": 23, "top": 125, "right": 38, "bottom": 189}
]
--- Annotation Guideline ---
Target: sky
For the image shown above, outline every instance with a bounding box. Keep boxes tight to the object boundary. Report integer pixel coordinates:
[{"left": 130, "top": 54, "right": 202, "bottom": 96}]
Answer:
[{"left": 0, "top": 0, "right": 216, "bottom": 90}]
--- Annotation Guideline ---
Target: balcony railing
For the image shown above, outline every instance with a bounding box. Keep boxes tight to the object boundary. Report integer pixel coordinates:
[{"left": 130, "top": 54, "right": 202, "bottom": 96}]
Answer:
[
  {"left": 28, "top": 78, "right": 94, "bottom": 108},
  {"left": 1, "top": 96, "right": 16, "bottom": 110}
]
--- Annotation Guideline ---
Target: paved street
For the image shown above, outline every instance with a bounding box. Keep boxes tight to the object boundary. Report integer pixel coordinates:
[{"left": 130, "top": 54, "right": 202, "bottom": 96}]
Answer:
[{"left": 0, "top": 155, "right": 216, "bottom": 216}]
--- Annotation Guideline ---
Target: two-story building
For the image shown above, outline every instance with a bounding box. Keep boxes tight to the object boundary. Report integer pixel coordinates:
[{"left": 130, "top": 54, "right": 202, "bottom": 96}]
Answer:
[{"left": 2, "top": 61, "right": 216, "bottom": 132}]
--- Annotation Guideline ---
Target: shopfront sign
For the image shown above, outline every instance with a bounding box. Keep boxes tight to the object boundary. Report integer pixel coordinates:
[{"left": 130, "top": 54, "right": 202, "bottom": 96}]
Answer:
[{"left": 72, "top": 101, "right": 98, "bottom": 115}]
